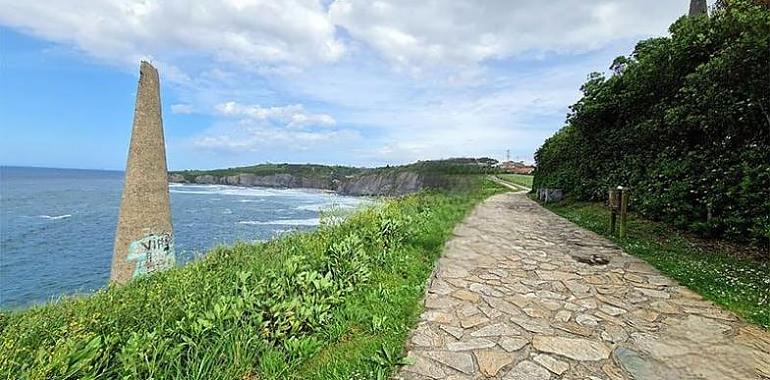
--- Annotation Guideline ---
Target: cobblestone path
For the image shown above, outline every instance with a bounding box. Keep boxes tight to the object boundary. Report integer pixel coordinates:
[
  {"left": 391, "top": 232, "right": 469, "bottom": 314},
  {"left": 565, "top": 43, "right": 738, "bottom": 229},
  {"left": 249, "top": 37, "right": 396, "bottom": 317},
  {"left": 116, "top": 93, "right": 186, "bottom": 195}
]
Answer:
[{"left": 397, "top": 193, "right": 770, "bottom": 379}]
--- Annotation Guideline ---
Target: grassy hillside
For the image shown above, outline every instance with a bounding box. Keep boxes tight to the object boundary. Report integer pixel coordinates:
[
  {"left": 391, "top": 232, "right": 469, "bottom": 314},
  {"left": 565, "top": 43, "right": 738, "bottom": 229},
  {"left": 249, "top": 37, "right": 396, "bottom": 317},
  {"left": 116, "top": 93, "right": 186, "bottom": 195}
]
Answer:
[
  {"left": 497, "top": 174, "right": 533, "bottom": 189},
  {"left": 0, "top": 178, "right": 505, "bottom": 379}
]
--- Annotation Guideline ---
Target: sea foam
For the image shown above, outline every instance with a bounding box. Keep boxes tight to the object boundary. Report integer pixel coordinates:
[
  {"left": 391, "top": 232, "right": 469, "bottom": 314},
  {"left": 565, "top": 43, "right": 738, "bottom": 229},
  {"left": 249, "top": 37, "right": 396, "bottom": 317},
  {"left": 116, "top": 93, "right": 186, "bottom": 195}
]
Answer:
[{"left": 39, "top": 214, "right": 72, "bottom": 220}]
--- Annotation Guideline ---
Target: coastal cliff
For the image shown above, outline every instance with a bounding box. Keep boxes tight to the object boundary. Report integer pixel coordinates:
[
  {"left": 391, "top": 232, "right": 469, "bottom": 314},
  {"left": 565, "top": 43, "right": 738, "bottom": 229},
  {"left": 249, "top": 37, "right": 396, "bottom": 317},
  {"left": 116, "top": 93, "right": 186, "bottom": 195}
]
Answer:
[
  {"left": 171, "top": 173, "right": 334, "bottom": 190},
  {"left": 169, "top": 171, "right": 422, "bottom": 196},
  {"left": 169, "top": 159, "right": 496, "bottom": 196}
]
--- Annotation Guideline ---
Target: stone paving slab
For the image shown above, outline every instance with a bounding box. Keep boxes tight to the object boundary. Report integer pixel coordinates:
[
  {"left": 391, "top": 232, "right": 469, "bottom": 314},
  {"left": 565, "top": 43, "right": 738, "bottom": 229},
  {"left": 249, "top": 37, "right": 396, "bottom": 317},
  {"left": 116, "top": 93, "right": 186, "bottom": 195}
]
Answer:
[{"left": 397, "top": 193, "right": 770, "bottom": 380}]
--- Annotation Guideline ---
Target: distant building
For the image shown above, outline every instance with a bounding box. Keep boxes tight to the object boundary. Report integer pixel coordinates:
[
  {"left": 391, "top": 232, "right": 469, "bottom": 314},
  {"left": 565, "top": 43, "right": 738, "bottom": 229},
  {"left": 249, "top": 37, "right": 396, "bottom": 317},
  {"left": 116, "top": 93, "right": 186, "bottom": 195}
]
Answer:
[{"left": 497, "top": 161, "right": 535, "bottom": 175}]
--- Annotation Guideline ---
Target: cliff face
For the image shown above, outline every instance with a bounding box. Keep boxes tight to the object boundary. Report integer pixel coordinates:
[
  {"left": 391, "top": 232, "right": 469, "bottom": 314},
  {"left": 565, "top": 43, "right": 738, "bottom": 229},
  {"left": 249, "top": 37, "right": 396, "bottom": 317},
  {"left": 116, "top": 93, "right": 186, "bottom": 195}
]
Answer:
[
  {"left": 336, "top": 171, "right": 421, "bottom": 196},
  {"left": 169, "top": 171, "right": 424, "bottom": 196},
  {"left": 219, "top": 173, "right": 333, "bottom": 189},
  {"left": 169, "top": 173, "right": 187, "bottom": 183}
]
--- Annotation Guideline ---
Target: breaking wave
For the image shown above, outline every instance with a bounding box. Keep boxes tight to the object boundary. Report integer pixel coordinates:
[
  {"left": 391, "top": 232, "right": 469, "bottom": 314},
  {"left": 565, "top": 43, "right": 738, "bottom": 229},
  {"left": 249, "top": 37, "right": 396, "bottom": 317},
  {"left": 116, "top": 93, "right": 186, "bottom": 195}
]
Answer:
[
  {"left": 39, "top": 214, "right": 72, "bottom": 220},
  {"left": 170, "top": 184, "right": 331, "bottom": 198}
]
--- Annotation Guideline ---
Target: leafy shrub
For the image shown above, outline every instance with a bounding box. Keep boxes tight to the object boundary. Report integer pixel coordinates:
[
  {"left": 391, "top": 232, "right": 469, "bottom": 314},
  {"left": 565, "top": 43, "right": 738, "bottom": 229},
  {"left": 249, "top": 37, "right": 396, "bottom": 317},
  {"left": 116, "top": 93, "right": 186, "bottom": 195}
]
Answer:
[{"left": 534, "top": 0, "right": 770, "bottom": 245}]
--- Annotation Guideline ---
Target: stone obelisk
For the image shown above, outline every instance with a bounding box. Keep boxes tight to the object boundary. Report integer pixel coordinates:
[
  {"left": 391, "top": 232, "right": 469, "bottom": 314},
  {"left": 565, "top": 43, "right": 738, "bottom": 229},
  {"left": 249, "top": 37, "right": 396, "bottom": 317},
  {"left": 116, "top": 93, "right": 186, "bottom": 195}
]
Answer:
[
  {"left": 111, "top": 61, "right": 175, "bottom": 284},
  {"left": 689, "top": 0, "right": 708, "bottom": 16}
]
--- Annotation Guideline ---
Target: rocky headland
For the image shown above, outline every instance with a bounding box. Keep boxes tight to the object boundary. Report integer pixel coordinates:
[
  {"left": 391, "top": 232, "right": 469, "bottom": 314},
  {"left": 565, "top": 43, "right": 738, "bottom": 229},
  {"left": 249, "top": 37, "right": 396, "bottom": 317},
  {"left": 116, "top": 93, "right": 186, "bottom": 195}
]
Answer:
[
  {"left": 169, "top": 171, "right": 423, "bottom": 196},
  {"left": 169, "top": 159, "right": 496, "bottom": 197}
]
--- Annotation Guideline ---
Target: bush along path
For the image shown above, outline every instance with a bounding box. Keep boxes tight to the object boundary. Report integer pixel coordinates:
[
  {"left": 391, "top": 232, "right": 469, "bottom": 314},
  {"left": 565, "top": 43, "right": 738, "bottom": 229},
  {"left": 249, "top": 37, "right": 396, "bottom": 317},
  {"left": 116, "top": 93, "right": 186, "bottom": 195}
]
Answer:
[
  {"left": 397, "top": 193, "right": 770, "bottom": 379},
  {"left": 0, "top": 179, "right": 504, "bottom": 379},
  {"left": 533, "top": 2, "right": 770, "bottom": 245}
]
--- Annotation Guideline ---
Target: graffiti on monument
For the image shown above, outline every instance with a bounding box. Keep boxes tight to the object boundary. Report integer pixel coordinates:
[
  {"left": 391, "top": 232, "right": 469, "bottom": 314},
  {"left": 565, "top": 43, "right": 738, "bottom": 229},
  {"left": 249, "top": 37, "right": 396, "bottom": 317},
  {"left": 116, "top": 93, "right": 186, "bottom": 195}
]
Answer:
[{"left": 127, "top": 232, "right": 175, "bottom": 278}]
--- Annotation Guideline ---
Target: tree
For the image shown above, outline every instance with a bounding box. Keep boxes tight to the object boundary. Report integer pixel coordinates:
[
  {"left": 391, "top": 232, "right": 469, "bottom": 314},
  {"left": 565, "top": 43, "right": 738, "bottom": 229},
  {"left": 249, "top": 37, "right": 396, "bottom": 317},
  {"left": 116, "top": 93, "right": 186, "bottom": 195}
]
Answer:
[{"left": 534, "top": 0, "right": 770, "bottom": 244}]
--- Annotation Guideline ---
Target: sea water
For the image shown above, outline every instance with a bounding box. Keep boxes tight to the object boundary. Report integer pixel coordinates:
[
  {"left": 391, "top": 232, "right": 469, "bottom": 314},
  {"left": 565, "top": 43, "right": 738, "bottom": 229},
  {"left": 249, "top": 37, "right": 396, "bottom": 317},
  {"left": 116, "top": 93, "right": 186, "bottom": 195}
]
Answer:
[{"left": 0, "top": 166, "right": 367, "bottom": 309}]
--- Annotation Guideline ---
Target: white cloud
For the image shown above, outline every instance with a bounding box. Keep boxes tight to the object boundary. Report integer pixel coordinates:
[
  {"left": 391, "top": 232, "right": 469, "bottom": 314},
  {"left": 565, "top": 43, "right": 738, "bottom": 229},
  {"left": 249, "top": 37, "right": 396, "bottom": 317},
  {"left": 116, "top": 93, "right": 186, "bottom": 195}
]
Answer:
[
  {"left": 0, "top": 0, "right": 344, "bottom": 70},
  {"left": 192, "top": 126, "right": 358, "bottom": 151},
  {"left": 277, "top": 53, "right": 611, "bottom": 165},
  {"left": 0, "top": 0, "right": 697, "bottom": 167},
  {"left": 190, "top": 123, "right": 358, "bottom": 152},
  {"left": 215, "top": 102, "right": 336, "bottom": 128},
  {"left": 187, "top": 101, "right": 346, "bottom": 153},
  {"left": 0, "top": 0, "right": 692, "bottom": 73},
  {"left": 170, "top": 103, "right": 195, "bottom": 114},
  {"left": 330, "top": 0, "right": 688, "bottom": 71}
]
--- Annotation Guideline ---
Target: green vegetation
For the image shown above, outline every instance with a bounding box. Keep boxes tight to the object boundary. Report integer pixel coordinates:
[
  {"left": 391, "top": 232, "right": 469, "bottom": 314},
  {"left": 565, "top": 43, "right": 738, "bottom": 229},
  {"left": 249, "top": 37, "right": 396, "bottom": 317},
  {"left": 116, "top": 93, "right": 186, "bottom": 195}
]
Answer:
[
  {"left": 497, "top": 174, "right": 533, "bottom": 189},
  {"left": 173, "top": 163, "right": 361, "bottom": 183},
  {"left": 0, "top": 178, "right": 504, "bottom": 379},
  {"left": 534, "top": 1, "right": 770, "bottom": 245},
  {"left": 544, "top": 199, "right": 769, "bottom": 329},
  {"left": 387, "top": 158, "right": 498, "bottom": 175},
  {"left": 172, "top": 158, "right": 500, "bottom": 183}
]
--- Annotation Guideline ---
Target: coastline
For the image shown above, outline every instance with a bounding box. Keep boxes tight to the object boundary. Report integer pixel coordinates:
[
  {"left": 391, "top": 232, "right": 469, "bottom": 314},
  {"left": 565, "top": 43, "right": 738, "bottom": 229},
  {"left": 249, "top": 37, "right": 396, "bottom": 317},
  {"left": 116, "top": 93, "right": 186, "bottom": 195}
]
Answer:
[
  {"left": 169, "top": 170, "right": 425, "bottom": 197},
  {"left": 1, "top": 170, "right": 369, "bottom": 309}
]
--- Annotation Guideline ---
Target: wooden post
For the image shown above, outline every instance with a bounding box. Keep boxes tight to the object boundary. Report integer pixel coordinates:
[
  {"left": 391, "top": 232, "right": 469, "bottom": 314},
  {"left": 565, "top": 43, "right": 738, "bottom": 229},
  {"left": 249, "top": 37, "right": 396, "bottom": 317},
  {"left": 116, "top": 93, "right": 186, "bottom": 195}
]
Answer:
[
  {"left": 609, "top": 189, "right": 618, "bottom": 234},
  {"left": 619, "top": 187, "right": 629, "bottom": 239}
]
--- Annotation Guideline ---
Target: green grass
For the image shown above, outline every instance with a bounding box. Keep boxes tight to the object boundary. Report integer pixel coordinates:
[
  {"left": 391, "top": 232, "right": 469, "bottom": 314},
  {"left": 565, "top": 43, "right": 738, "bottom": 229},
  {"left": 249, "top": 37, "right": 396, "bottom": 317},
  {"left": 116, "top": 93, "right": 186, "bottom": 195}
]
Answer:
[
  {"left": 543, "top": 199, "right": 769, "bottom": 330},
  {"left": 0, "top": 178, "right": 505, "bottom": 379},
  {"left": 497, "top": 174, "right": 533, "bottom": 189}
]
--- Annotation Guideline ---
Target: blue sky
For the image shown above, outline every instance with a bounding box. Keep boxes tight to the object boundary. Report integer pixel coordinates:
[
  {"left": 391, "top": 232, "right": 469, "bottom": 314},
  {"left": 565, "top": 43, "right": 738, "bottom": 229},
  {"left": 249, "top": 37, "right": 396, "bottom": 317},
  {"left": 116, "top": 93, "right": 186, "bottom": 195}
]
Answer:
[{"left": 0, "top": 1, "right": 699, "bottom": 170}]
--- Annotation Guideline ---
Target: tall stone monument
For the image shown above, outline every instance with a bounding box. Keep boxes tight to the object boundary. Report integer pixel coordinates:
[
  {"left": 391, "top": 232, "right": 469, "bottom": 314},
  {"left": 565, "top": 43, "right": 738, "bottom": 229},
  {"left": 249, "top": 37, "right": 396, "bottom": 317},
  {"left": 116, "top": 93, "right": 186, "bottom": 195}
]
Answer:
[
  {"left": 111, "top": 61, "right": 175, "bottom": 284},
  {"left": 689, "top": 0, "right": 708, "bottom": 16}
]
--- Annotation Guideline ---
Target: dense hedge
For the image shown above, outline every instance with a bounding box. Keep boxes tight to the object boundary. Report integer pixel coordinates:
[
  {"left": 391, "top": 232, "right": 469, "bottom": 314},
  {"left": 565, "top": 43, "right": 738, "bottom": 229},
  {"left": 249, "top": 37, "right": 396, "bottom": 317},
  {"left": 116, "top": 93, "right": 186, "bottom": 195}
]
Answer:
[{"left": 534, "top": 0, "right": 770, "bottom": 245}]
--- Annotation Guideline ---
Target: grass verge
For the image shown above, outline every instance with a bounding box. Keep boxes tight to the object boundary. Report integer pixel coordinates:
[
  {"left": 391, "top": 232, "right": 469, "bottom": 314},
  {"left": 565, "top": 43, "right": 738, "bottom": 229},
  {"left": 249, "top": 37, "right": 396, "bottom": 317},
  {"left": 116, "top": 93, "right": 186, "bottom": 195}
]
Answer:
[
  {"left": 0, "top": 178, "right": 505, "bottom": 379},
  {"left": 497, "top": 174, "right": 533, "bottom": 189},
  {"left": 543, "top": 199, "right": 769, "bottom": 329}
]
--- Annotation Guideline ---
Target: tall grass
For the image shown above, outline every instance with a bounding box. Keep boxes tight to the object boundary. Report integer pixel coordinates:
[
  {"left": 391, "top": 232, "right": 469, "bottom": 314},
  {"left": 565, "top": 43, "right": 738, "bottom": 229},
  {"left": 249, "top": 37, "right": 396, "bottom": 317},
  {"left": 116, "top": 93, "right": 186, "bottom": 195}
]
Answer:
[{"left": 0, "top": 178, "right": 505, "bottom": 379}]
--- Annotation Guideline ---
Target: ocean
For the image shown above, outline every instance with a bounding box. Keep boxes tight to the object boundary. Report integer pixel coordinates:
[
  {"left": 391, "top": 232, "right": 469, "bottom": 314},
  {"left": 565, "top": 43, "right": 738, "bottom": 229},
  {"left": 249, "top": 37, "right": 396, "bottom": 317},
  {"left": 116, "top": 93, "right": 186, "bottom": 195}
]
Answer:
[{"left": 0, "top": 166, "right": 367, "bottom": 309}]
